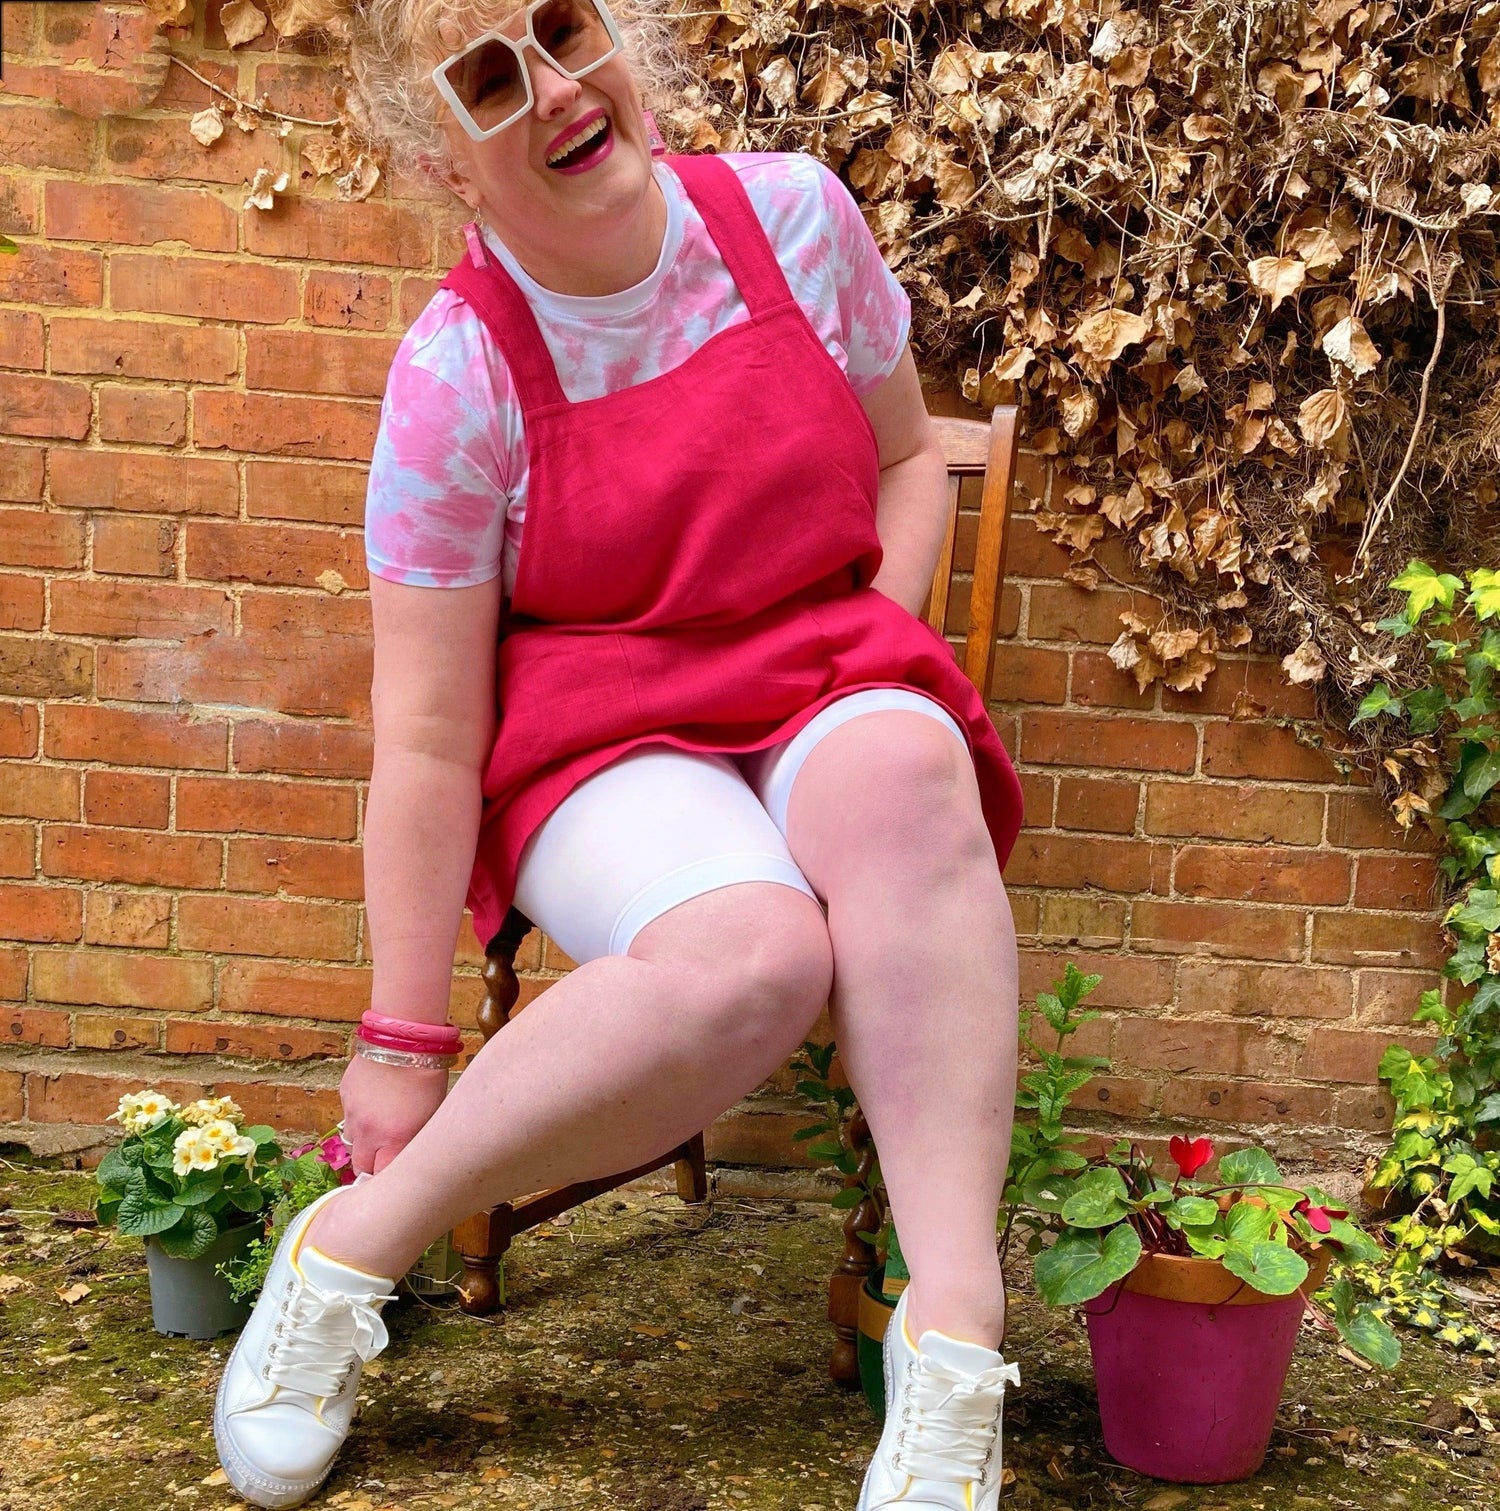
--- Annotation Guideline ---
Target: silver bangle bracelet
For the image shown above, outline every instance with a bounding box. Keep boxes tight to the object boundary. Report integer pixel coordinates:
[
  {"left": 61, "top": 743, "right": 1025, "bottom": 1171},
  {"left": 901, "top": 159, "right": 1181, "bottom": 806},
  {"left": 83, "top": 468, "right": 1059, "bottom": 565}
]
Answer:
[{"left": 352, "top": 1038, "right": 458, "bottom": 1071}]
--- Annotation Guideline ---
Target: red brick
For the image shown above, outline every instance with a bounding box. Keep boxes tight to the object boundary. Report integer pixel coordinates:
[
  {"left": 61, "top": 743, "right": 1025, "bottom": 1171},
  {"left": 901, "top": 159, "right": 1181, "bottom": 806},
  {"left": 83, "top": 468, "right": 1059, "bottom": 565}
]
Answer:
[
  {"left": 33, "top": 948, "right": 213, "bottom": 1010},
  {"left": 0, "top": 103, "right": 95, "bottom": 172},
  {"left": 0, "top": 443, "right": 45, "bottom": 502},
  {"left": 177, "top": 893, "right": 359, "bottom": 960},
  {"left": 1020, "top": 711, "right": 1197, "bottom": 773},
  {"left": 245, "top": 461, "right": 368, "bottom": 526},
  {"left": 1017, "top": 771, "right": 1054, "bottom": 827},
  {"left": 1158, "top": 1077, "right": 1333, "bottom": 1125},
  {"left": 226, "top": 838, "right": 365, "bottom": 900},
  {"left": 1005, "top": 516, "right": 1075, "bottom": 579},
  {"left": 1020, "top": 950, "right": 1174, "bottom": 1011},
  {"left": 0, "top": 173, "right": 41, "bottom": 236},
  {"left": 92, "top": 515, "right": 177, "bottom": 577},
  {"left": 0, "top": 374, "right": 92, "bottom": 440},
  {"left": 0, "top": 883, "right": 82, "bottom": 941},
  {"left": 1131, "top": 899, "right": 1306, "bottom": 961},
  {"left": 1173, "top": 844, "right": 1350, "bottom": 905},
  {"left": 177, "top": 775, "right": 358, "bottom": 840},
  {"left": 0, "top": 701, "right": 39, "bottom": 757},
  {"left": 1326, "top": 788, "right": 1440, "bottom": 851},
  {"left": 1356, "top": 969, "right": 1434, "bottom": 1027},
  {"left": 1054, "top": 776, "right": 1138, "bottom": 834},
  {"left": 0, "top": 764, "right": 79, "bottom": 820},
  {"left": 98, "top": 385, "right": 186, "bottom": 445},
  {"left": 0, "top": 242, "right": 102, "bottom": 307},
  {"left": 0, "top": 1069, "right": 24, "bottom": 1119},
  {"left": 83, "top": 770, "right": 171, "bottom": 829},
  {"left": 2, "top": 1005, "right": 69, "bottom": 1047},
  {"left": 0, "top": 507, "right": 86, "bottom": 568},
  {"left": 1144, "top": 782, "right": 1324, "bottom": 845},
  {"left": 83, "top": 889, "right": 172, "bottom": 948},
  {"left": 156, "top": 51, "right": 237, "bottom": 111},
  {"left": 1027, "top": 584, "right": 1151, "bottom": 644},
  {"left": 1332, "top": 1086, "right": 1395, "bottom": 1132},
  {"left": 1113, "top": 1016, "right": 1302, "bottom": 1078},
  {"left": 246, "top": 330, "right": 399, "bottom": 405},
  {"left": 1177, "top": 960, "right": 1350, "bottom": 1020},
  {"left": 51, "top": 449, "right": 239, "bottom": 516},
  {"left": 233, "top": 718, "right": 373, "bottom": 779},
  {"left": 28, "top": 1070, "right": 207, "bottom": 1124},
  {"left": 1069, "top": 650, "right": 1154, "bottom": 710},
  {"left": 51, "top": 316, "right": 239, "bottom": 384},
  {"left": 244, "top": 197, "right": 431, "bottom": 268},
  {"left": 0, "top": 820, "right": 34, "bottom": 877},
  {"left": 1202, "top": 722, "right": 1344, "bottom": 784},
  {"left": 1301, "top": 1027, "right": 1436, "bottom": 1084},
  {"left": 1036, "top": 893, "right": 1126, "bottom": 947},
  {"left": 0, "top": 635, "right": 92, "bottom": 698},
  {"left": 111, "top": 253, "right": 299, "bottom": 324},
  {"left": 1353, "top": 853, "right": 1442, "bottom": 909},
  {"left": 304, "top": 270, "right": 392, "bottom": 331},
  {"left": 42, "top": 824, "right": 219, "bottom": 888},
  {"left": 0, "top": 572, "right": 43, "bottom": 631},
  {"left": 1005, "top": 832, "right": 1161, "bottom": 893},
  {"left": 194, "top": 390, "right": 379, "bottom": 461},
  {"left": 165, "top": 1017, "right": 346, "bottom": 1061},
  {"left": 1079, "top": 1075, "right": 1159, "bottom": 1118},
  {"left": 218, "top": 1079, "right": 342, "bottom": 1135},
  {"left": 1007, "top": 887, "right": 1040, "bottom": 941},
  {"left": 0, "top": 946, "right": 27, "bottom": 999},
  {"left": 989, "top": 644, "right": 1066, "bottom": 704},
  {"left": 248, "top": 60, "right": 342, "bottom": 121},
  {"left": 1311, "top": 911, "right": 1446, "bottom": 970},
  {"left": 185, "top": 520, "right": 370, "bottom": 590},
  {"left": 49, "top": 579, "right": 232, "bottom": 640},
  {"left": 218, "top": 958, "right": 371, "bottom": 1021},
  {"left": 46, "top": 705, "right": 229, "bottom": 770},
  {"left": 399, "top": 275, "right": 444, "bottom": 325},
  {"left": 103, "top": 117, "right": 280, "bottom": 187},
  {"left": 45, "top": 181, "right": 237, "bottom": 252},
  {"left": 73, "top": 1012, "right": 162, "bottom": 1050},
  {"left": 0, "top": 309, "right": 44, "bottom": 369},
  {"left": 1163, "top": 657, "right": 1320, "bottom": 720}
]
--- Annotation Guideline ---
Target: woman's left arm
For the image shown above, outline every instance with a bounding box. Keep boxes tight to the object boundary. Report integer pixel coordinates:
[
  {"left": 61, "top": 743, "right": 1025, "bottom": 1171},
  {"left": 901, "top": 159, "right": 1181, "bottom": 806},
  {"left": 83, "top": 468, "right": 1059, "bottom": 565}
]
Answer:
[{"left": 860, "top": 345, "right": 950, "bottom": 617}]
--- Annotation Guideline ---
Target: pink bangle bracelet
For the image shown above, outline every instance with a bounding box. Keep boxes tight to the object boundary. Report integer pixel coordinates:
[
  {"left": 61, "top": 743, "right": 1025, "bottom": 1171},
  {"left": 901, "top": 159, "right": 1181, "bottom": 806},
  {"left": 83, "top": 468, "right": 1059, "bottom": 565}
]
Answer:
[{"left": 358, "top": 1011, "right": 462, "bottom": 1055}]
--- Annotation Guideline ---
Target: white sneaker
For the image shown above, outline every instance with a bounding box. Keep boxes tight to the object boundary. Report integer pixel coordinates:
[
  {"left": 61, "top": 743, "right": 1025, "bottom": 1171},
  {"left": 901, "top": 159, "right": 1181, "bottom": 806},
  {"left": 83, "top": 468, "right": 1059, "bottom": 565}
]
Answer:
[
  {"left": 856, "top": 1287, "right": 1021, "bottom": 1511},
  {"left": 213, "top": 1182, "right": 396, "bottom": 1509}
]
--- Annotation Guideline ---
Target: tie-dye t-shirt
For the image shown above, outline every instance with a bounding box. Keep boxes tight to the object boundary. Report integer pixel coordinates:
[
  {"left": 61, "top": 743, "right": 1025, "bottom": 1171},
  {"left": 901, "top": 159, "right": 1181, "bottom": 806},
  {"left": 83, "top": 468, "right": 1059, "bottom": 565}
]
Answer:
[{"left": 363, "top": 152, "right": 911, "bottom": 598}]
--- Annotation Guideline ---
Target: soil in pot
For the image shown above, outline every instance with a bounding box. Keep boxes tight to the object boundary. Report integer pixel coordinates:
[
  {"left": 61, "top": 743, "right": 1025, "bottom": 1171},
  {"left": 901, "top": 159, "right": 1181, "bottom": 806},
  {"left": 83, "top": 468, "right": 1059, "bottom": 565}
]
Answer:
[
  {"left": 1083, "top": 1247, "right": 1333, "bottom": 1484},
  {"left": 144, "top": 1220, "right": 262, "bottom": 1340}
]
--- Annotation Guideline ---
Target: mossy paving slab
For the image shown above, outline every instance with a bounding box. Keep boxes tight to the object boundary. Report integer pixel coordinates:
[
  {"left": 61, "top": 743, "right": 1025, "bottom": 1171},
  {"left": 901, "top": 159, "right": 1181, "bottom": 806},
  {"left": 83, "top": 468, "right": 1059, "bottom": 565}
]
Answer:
[{"left": 0, "top": 1158, "right": 1497, "bottom": 1511}]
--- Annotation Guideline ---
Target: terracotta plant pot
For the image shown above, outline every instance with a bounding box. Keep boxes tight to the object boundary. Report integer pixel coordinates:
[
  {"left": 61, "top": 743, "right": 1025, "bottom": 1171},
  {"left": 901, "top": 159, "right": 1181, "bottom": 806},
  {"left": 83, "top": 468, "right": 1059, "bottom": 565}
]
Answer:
[{"left": 1083, "top": 1247, "right": 1333, "bottom": 1484}]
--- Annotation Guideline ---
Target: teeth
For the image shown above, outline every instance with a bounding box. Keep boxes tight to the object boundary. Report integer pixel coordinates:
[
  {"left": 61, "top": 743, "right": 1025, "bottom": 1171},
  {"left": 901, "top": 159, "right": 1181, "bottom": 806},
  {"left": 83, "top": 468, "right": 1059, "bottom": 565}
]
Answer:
[{"left": 547, "top": 116, "right": 606, "bottom": 166}]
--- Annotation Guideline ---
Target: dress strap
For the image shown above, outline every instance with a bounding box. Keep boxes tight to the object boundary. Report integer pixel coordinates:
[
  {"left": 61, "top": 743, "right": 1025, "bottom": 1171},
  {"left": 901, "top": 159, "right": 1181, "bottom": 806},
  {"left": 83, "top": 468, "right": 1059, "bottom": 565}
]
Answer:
[
  {"left": 667, "top": 154, "right": 799, "bottom": 321},
  {"left": 440, "top": 226, "right": 568, "bottom": 412}
]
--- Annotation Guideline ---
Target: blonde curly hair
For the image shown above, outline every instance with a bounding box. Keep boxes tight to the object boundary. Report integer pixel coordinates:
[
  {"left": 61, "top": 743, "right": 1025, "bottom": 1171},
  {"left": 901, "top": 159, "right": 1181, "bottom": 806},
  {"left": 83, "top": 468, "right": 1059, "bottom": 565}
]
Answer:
[{"left": 328, "top": 0, "right": 694, "bottom": 181}]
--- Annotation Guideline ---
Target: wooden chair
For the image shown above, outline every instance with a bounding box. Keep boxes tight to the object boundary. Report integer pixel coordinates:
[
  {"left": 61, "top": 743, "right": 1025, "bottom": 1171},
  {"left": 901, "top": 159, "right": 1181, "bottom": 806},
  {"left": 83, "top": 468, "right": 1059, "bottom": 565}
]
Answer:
[{"left": 452, "top": 406, "right": 1023, "bottom": 1344}]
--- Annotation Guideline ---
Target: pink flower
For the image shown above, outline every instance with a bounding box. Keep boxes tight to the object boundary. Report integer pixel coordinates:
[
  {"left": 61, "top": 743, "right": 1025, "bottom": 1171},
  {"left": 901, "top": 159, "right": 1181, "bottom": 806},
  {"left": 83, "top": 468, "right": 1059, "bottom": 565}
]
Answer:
[
  {"left": 1293, "top": 1197, "right": 1346, "bottom": 1235},
  {"left": 1169, "top": 1135, "right": 1214, "bottom": 1180},
  {"left": 320, "top": 1133, "right": 356, "bottom": 1184}
]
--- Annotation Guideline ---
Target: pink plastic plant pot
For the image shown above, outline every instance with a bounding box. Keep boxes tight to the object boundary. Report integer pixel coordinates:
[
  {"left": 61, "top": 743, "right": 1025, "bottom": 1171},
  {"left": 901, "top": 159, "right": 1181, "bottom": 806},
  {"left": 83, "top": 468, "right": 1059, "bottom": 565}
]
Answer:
[{"left": 1082, "top": 1249, "right": 1330, "bottom": 1484}]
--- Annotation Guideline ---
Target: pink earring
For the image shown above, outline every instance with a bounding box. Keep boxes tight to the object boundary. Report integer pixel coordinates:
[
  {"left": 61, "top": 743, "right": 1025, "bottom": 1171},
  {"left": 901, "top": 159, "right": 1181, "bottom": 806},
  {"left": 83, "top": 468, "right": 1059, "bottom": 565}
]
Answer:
[{"left": 643, "top": 109, "right": 666, "bottom": 158}]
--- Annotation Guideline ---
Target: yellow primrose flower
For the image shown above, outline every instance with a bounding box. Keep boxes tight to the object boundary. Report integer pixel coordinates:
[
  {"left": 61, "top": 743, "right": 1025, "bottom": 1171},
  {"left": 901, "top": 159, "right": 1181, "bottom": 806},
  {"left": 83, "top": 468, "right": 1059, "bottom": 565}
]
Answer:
[
  {"left": 199, "top": 1118, "right": 240, "bottom": 1151},
  {"left": 189, "top": 1141, "right": 219, "bottom": 1172},
  {"left": 180, "top": 1096, "right": 242, "bottom": 1128},
  {"left": 172, "top": 1129, "right": 201, "bottom": 1177},
  {"left": 113, "top": 1090, "right": 176, "bottom": 1135}
]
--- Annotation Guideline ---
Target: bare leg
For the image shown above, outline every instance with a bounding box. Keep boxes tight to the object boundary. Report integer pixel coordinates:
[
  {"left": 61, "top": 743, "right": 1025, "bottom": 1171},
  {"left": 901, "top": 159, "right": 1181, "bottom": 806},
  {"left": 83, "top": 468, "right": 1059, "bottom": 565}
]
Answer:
[
  {"left": 783, "top": 712, "right": 1017, "bottom": 1349},
  {"left": 306, "top": 882, "right": 833, "bottom": 1277}
]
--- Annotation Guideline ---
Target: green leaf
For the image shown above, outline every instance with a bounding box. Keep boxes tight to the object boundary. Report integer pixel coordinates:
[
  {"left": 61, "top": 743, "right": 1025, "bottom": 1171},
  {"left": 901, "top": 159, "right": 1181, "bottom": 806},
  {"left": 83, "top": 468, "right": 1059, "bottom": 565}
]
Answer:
[
  {"left": 246, "top": 1126, "right": 281, "bottom": 1150},
  {"left": 0, "top": 234, "right": 16, "bottom": 256},
  {"left": 1221, "top": 1239, "right": 1308, "bottom": 1295},
  {"left": 1060, "top": 1166, "right": 1132, "bottom": 1228},
  {"left": 226, "top": 1183, "right": 266, "bottom": 1213},
  {"left": 153, "top": 1206, "right": 219, "bottom": 1260},
  {"left": 1352, "top": 683, "right": 1403, "bottom": 724},
  {"left": 1033, "top": 1225, "right": 1142, "bottom": 1307},
  {"left": 117, "top": 1188, "right": 187, "bottom": 1237},
  {"left": 1393, "top": 561, "right": 1463, "bottom": 621},
  {"left": 1167, "top": 1195, "right": 1221, "bottom": 1228},
  {"left": 1225, "top": 1201, "right": 1275, "bottom": 1244},
  {"left": 96, "top": 1146, "right": 133, "bottom": 1191},
  {"left": 830, "top": 1186, "right": 863, "bottom": 1210},
  {"left": 1338, "top": 1305, "right": 1402, "bottom": 1368},
  {"left": 1323, "top": 1216, "right": 1381, "bottom": 1266},
  {"left": 790, "top": 1124, "right": 832, "bottom": 1142},
  {"left": 1467, "top": 568, "right": 1500, "bottom": 623},
  {"left": 1461, "top": 749, "right": 1500, "bottom": 806},
  {"left": 1217, "top": 1148, "right": 1283, "bottom": 1187}
]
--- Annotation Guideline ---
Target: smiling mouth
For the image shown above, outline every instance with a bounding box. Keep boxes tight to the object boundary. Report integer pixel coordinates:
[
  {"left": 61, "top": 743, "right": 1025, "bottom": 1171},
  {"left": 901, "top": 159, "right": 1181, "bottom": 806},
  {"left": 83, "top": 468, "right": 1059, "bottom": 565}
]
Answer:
[{"left": 547, "top": 114, "right": 611, "bottom": 169}]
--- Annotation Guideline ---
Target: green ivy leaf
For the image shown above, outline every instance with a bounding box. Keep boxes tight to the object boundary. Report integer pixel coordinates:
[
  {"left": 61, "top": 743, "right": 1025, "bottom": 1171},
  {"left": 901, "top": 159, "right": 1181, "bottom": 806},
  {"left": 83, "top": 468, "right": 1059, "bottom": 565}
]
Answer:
[
  {"left": 1467, "top": 568, "right": 1500, "bottom": 623},
  {"left": 1352, "top": 682, "right": 1403, "bottom": 724},
  {"left": 1338, "top": 1305, "right": 1402, "bottom": 1367},
  {"left": 1033, "top": 1224, "right": 1142, "bottom": 1307},
  {"left": 1463, "top": 749, "right": 1500, "bottom": 805},
  {"left": 1222, "top": 1239, "right": 1308, "bottom": 1295},
  {"left": 1393, "top": 561, "right": 1464, "bottom": 621}
]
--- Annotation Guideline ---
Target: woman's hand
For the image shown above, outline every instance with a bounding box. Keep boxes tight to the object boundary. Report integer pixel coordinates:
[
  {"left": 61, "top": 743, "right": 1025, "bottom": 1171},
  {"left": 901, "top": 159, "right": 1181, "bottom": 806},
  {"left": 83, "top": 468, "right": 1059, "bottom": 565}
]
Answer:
[{"left": 339, "top": 1053, "right": 450, "bottom": 1175}]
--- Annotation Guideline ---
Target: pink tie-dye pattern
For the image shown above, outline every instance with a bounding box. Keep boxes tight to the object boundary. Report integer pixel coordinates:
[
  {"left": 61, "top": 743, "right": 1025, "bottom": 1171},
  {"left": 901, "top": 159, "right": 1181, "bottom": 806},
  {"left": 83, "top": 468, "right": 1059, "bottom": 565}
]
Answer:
[{"left": 365, "top": 153, "right": 910, "bottom": 597}]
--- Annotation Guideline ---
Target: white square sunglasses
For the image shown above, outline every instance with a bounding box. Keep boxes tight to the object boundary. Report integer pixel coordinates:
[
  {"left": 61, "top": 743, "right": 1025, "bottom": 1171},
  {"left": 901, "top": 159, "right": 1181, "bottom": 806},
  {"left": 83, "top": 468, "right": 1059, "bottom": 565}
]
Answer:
[{"left": 431, "top": 0, "right": 627, "bottom": 143}]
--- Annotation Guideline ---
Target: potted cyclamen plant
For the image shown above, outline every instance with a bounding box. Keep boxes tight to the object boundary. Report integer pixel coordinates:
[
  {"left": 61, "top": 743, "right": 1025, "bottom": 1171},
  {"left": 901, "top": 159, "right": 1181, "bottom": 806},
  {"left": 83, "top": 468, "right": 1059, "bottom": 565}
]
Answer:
[
  {"left": 1020, "top": 1134, "right": 1400, "bottom": 1483},
  {"left": 94, "top": 1090, "right": 283, "bottom": 1339}
]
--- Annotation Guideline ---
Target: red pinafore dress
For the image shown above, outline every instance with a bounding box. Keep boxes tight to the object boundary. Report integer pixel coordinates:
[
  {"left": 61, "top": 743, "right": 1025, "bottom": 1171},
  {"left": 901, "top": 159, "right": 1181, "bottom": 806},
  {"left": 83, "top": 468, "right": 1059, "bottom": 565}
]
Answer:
[{"left": 440, "top": 154, "right": 1025, "bottom": 946}]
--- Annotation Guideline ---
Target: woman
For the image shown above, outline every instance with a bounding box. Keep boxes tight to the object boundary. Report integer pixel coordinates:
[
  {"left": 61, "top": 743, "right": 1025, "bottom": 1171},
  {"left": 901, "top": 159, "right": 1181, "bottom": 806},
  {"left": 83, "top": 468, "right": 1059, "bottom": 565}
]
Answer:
[{"left": 213, "top": 1, "right": 1025, "bottom": 1506}]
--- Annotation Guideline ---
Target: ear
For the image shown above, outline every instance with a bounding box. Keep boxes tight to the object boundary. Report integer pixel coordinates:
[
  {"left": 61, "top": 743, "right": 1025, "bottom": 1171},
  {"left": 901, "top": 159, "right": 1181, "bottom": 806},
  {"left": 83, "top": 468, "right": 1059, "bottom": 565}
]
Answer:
[{"left": 437, "top": 157, "right": 480, "bottom": 211}]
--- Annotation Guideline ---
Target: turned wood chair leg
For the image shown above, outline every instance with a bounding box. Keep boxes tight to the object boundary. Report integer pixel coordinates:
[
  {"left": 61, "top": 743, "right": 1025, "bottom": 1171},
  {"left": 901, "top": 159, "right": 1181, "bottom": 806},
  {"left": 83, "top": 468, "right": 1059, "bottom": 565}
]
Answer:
[
  {"left": 675, "top": 1130, "right": 709, "bottom": 1203},
  {"left": 451, "top": 1204, "right": 515, "bottom": 1316},
  {"left": 828, "top": 1110, "right": 882, "bottom": 1387}
]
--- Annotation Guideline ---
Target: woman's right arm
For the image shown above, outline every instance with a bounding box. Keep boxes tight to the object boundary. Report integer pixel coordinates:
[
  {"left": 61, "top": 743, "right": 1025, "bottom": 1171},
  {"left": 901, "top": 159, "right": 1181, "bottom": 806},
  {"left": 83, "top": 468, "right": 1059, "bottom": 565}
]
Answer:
[{"left": 345, "top": 573, "right": 504, "bottom": 1172}]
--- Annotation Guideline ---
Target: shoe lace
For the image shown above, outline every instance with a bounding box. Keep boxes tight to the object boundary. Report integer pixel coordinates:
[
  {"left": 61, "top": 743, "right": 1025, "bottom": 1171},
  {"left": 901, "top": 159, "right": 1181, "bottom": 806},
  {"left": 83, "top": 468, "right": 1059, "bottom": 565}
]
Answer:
[
  {"left": 267, "top": 1277, "right": 391, "bottom": 1399},
  {"left": 893, "top": 1356, "right": 1021, "bottom": 1483}
]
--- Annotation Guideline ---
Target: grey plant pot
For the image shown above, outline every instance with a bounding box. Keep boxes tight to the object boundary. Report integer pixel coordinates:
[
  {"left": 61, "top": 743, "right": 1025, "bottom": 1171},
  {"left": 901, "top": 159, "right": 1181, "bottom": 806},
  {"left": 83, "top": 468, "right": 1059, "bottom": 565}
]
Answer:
[{"left": 144, "top": 1219, "right": 262, "bottom": 1340}]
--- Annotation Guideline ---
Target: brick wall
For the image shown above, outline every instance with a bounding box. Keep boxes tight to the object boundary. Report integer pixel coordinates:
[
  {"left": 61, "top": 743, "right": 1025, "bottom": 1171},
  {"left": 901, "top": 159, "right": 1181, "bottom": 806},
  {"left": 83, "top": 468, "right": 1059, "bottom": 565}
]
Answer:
[{"left": 0, "top": 5, "right": 1443, "bottom": 1166}]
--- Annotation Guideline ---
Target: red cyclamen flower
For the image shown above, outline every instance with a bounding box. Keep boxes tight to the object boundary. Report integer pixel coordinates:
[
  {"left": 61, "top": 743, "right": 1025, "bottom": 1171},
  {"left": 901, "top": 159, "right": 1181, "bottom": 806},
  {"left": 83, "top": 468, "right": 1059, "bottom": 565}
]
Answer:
[{"left": 1168, "top": 1135, "right": 1214, "bottom": 1179}]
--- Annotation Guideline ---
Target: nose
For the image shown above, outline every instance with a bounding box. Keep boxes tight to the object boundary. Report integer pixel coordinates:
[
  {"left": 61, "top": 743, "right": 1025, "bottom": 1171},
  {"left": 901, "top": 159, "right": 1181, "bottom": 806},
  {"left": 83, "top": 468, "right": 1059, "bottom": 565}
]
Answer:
[{"left": 527, "top": 50, "right": 581, "bottom": 119}]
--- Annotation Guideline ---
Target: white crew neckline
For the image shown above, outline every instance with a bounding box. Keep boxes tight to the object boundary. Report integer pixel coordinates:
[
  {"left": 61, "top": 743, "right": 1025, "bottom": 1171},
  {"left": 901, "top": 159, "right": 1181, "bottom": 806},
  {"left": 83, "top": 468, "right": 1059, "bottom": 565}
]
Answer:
[{"left": 477, "top": 159, "right": 687, "bottom": 321}]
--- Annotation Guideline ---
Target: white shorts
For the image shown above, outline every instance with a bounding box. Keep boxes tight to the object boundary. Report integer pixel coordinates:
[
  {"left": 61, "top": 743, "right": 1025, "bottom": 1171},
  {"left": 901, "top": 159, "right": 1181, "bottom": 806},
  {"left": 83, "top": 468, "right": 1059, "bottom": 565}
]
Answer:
[{"left": 512, "top": 689, "right": 968, "bottom": 965}]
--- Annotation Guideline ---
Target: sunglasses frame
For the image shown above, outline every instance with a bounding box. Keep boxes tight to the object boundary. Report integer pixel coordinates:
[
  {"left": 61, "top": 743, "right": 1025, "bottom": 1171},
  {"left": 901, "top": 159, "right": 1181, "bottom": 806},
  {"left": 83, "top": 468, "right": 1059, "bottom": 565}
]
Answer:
[{"left": 431, "top": 0, "right": 626, "bottom": 143}]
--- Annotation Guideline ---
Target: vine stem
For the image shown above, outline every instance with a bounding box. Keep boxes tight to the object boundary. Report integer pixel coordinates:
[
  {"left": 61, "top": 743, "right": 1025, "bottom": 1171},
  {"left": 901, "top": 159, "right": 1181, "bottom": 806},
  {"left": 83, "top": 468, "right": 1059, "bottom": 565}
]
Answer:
[{"left": 169, "top": 55, "right": 343, "bottom": 129}]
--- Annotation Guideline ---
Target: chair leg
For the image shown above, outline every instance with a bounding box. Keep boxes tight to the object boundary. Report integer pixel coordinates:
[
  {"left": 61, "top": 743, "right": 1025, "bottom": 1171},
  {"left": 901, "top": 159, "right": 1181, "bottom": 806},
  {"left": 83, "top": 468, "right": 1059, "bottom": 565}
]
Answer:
[
  {"left": 675, "top": 1131, "right": 708, "bottom": 1204},
  {"left": 451, "top": 1205, "right": 514, "bottom": 1316},
  {"left": 828, "top": 1110, "right": 881, "bottom": 1387}
]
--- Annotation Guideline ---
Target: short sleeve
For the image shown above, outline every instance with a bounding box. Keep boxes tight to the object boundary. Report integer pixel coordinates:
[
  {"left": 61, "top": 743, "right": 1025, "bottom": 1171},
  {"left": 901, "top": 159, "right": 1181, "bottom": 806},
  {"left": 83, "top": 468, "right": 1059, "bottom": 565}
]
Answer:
[
  {"left": 364, "top": 358, "right": 508, "bottom": 590},
  {"left": 813, "top": 162, "right": 911, "bottom": 397}
]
